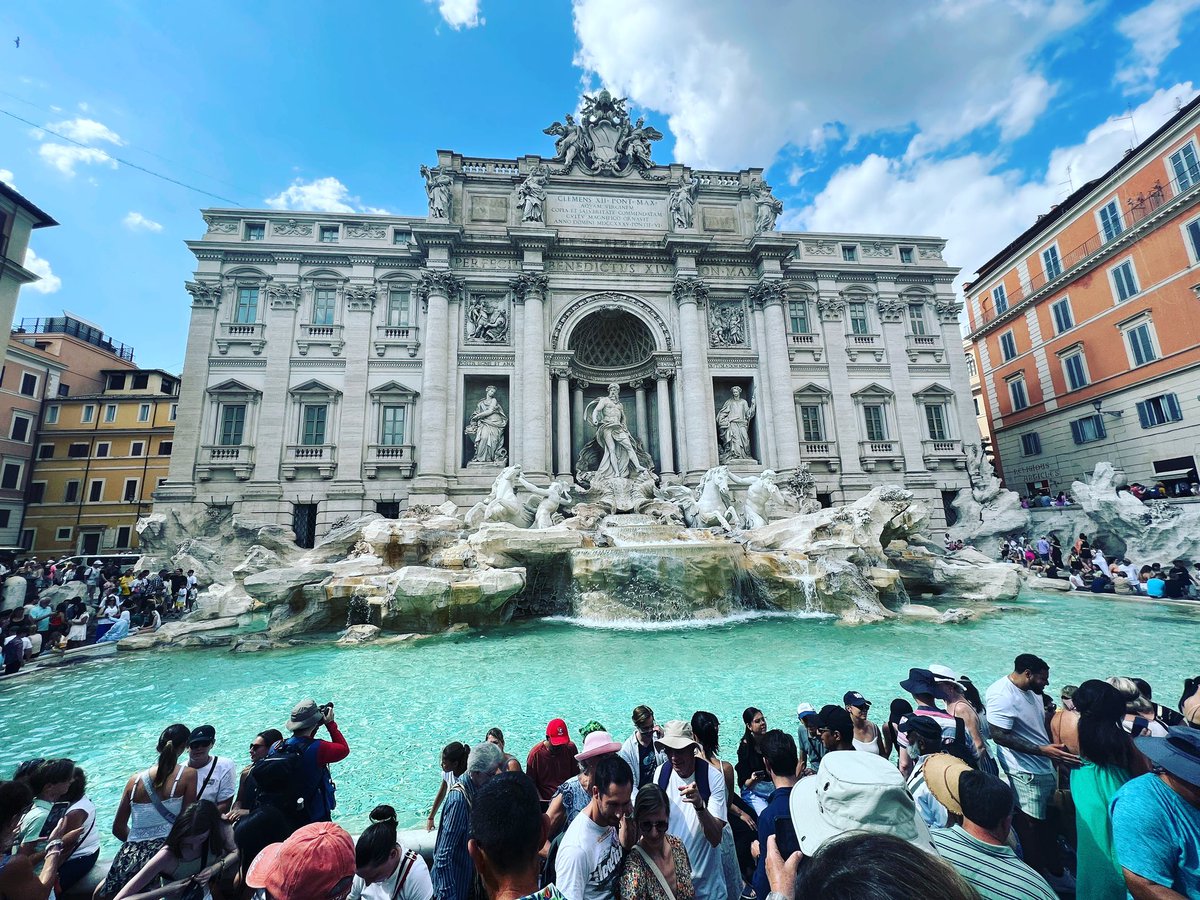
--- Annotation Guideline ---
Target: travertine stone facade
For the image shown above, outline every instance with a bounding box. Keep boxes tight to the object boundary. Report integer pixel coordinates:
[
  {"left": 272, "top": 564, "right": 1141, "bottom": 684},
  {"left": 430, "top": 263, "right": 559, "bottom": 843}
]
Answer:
[{"left": 157, "top": 95, "right": 972, "bottom": 542}]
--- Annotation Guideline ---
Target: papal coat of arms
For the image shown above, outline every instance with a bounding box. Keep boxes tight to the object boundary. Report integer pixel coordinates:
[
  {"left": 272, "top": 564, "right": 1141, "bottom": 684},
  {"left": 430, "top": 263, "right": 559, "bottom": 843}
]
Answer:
[{"left": 543, "top": 89, "right": 663, "bottom": 176}]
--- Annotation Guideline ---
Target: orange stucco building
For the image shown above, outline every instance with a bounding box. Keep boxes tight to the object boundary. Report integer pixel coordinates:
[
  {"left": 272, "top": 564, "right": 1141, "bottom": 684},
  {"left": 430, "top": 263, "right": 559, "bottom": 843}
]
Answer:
[{"left": 965, "top": 95, "right": 1200, "bottom": 498}]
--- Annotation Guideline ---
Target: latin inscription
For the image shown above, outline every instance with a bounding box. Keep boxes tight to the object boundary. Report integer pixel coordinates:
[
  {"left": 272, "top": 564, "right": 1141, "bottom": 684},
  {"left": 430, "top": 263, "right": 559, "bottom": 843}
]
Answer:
[
  {"left": 549, "top": 193, "right": 668, "bottom": 230},
  {"left": 541, "top": 259, "right": 754, "bottom": 278}
]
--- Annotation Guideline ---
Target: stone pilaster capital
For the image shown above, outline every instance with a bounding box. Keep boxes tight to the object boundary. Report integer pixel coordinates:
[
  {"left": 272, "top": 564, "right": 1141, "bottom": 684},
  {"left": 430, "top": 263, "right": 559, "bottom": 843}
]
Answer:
[
  {"left": 510, "top": 272, "right": 549, "bottom": 304},
  {"left": 748, "top": 279, "right": 787, "bottom": 309},
  {"left": 185, "top": 279, "right": 223, "bottom": 307},
  {"left": 630, "top": 379, "right": 646, "bottom": 390},
  {"left": 935, "top": 297, "right": 964, "bottom": 323},
  {"left": 672, "top": 276, "right": 709, "bottom": 307},
  {"left": 265, "top": 281, "right": 301, "bottom": 310},
  {"left": 815, "top": 293, "right": 845, "bottom": 321},
  {"left": 416, "top": 269, "right": 463, "bottom": 307},
  {"left": 875, "top": 295, "right": 906, "bottom": 323},
  {"left": 345, "top": 284, "right": 378, "bottom": 312}
]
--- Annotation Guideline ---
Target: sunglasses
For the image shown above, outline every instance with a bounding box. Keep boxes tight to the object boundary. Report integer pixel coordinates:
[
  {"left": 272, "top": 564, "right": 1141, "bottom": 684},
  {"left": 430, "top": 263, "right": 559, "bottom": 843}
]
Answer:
[{"left": 640, "top": 820, "right": 670, "bottom": 832}]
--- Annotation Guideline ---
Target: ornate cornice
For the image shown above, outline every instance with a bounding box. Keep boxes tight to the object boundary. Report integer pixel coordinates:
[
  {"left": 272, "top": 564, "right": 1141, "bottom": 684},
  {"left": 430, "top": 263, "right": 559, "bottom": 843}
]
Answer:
[
  {"left": 671, "top": 276, "right": 709, "bottom": 307},
  {"left": 348, "top": 254, "right": 378, "bottom": 266}
]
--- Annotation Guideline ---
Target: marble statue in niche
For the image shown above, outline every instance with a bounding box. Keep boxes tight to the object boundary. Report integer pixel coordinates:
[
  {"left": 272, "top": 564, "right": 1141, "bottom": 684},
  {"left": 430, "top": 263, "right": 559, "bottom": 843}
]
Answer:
[
  {"left": 465, "top": 385, "right": 508, "bottom": 465},
  {"left": 465, "top": 295, "right": 509, "bottom": 343},
  {"left": 717, "top": 386, "right": 757, "bottom": 462},
  {"left": 587, "top": 383, "right": 650, "bottom": 480}
]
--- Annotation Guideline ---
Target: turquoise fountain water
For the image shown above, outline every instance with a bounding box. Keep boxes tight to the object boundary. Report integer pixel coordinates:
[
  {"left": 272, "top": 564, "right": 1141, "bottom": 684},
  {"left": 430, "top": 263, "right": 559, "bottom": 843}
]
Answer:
[{"left": 0, "top": 590, "right": 1195, "bottom": 849}]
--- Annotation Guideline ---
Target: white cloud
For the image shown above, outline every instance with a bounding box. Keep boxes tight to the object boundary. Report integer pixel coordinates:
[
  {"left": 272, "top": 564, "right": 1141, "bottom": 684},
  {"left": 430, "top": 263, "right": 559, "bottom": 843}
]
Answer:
[
  {"left": 37, "top": 144, "right": 117, "bottom": 177},
  {"left": 265, "top": 176, "right": 388, "bottom": 214},
  {"left": 571, "top": 0, "right": 1090, "bottom": 169},
  {"left": 0, "top": 169, "right": 15, "bottom": 189},
  {"left": 798, "top": 82, "right": 1198, "bottom": 293},
  {"left": 23, "top": 248, "right": 61, "bottom": 294},
  {"left": 47, "top": 117, "right": 123, "bottom": 146},
  {"left": 123, "top": 211, "right": 163, "bottom": 232},
  {"left": 1116, "top": 0, "right": 1200, "bottom": 92},
  {"left": 426, "top": 0, "right": 483, "bottom": 29}
]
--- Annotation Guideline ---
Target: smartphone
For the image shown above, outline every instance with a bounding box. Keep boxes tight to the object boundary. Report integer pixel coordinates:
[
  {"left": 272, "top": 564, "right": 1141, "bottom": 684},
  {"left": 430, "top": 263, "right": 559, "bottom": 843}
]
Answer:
[
  {"left": 753, "top": 770, "right": 768, "bottom": 781},
  {"left": 39, "top": 801, "right": 70, "bottom": 838},
  {"left": 774, "top": 816, "right": 800, "bottom": 859}
]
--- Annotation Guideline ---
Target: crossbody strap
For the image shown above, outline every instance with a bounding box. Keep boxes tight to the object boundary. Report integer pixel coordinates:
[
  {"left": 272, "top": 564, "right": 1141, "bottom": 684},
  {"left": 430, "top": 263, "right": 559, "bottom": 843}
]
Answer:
[
  {"left": 141, "top": 772, "right": 178, "bottom": 825},
  {"left": 632, "top": 845, "right": 676, "bottom": 900},
  {"left": 390, "top": 849, "right": 418, "bottom": 900},
  {"left": 197, "top": 758, "right": 219, "bottom": 798}
]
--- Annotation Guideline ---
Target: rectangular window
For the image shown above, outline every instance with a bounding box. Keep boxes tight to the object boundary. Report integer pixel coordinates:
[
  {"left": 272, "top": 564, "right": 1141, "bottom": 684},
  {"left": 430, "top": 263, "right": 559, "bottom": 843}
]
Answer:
[
  {"left": 1008, "top": 377, "right": 1029, "bottom": 411},
  {"left": 138, "top": 403, "right": 151, "bottom": 422},
  {"left": 380, "top": 405, "right": 406, "bottom": 446},
  {"left": 245, "top": 222, "right": 265, "bottom": 241},
  {"left": 103, "top": 404, "right": 117, "bottom": 423},
  {"left": 58, "top": 384, "right": 69, "bottom": 397},
  {"left": 999, "top": 331, "right": 1017, "bottom": 361},
  {"left": 788, "top": 301, "right": 810, "bottom": 334},
  {"left": 169, "top": 403, "right": 178, "bottom": 422},
  {"left": 235, "top": 287, "right": 259, "bottom": 324},
  {"left": 87, "top": 480, "right": 103, "bottom": 502},
  {"left": 1063, "top": 352, "right": 1088, "bottom": 391},
  {"left": 1070, "top": 414, "right": 1106, "bottom": 444},
  {"left": 863, "top": 404, "right": 887, "bottom": 441},
  {"left": 800, "top": 405, "right": 824, "bottom": 442},
  {"left": 973, "top": 397, "right": 980, "bottom": 415},
  {"left": 67, "top": 443, "right": 88, "bottom": 458},
  {"left": 19, "top": 373, "right": 37, "bottom": 397},
  {"left": 992, "top": 284, "right": 1008, "bottom": 314},
  {"left": 1099, "top": 200, "right": 1123, "bottom": 242},
  {"left": 1051, "top": 297, "right": 1074, "bottom": 334},
  {"left": 1021, "top": 433, "right": 1042, "bottom": 456},
  {"left": 29, "top": 482, "right": 46, "bottom": 504},
  {"left": 1170, "top": 142, "right": 1200, "bottom": 191},
  {"left": 907, "top": 304, "right": 927, "bottom": 335},
  {"left": 132, "top": 373, "right": 149, "bottom": 390},
  {"left": 116, "top": 526, "right": 131, "bottom": 547},
  {"left": 1126, "top": 322, "right": 1157, "bottom": 366},
  {"left": 158, "top": 441, "right": 173, "bottom": 455},
  {"left": 1, "top": 463, "right": 21, "bottom": 490},
  {"left": 19, "top": 529, "right": 33, "bottom": 551},
  {"left": 37, "top": 444, "right": 54, "bottom": 460},
  {"left": 219, "top": 404, "right": 246, "bottom": 446},
  {"left": 95, "top": 442, "right": 110, "bottom": 458},
  {"left": 312, "top": 288, "right": 337, "bottom": 325},
  {"left": 130, "top": 441, "right": 144, "bottom": 457},
  {"left": 1112, "top": 260, "right": 1138, "bottom": 301},
  {"left": 55, "top": 526, "right": 71, "bottom": 541},
  {"left": 81, "top": 404, "right": 95, "bottom": 424},
  {"left": 849, "top": 301, "right": 869, "bottom": 335},
  {"left": 319, "top": 225, "right": 339, "bottom": 243},
  {"left": 899, "top": 247, "right": 914, "bottom": 264},
  {"left": 0, "top": 511, "right": 9, "bottom": 528},
  {"left": 1136, "top": 394, "right": 1183, "bottom": 428},
  {"left": 1042, "top": 245, "right": 1062, "bottom": 280},
  {"left": 44, "top": 405, "right": 59, "bottom": 425},
  {"left": 1187, "top": 219, "right": 1200, "bottom": 261},
  {"left": 123, "top": 479, "right": 139, "bottom": 502},
  {"left": 9, "top": 414, "right": 31, "bottom": 442},
  {"left": 301, "top": 405, "right": 328, "bottom": 445},
  {"left": 393, "top": 229, "right": 408, "bottom": 245},
  {"left": 387, "top": 291, "right": 411, "bottom": 327},
  {"left": 841, "top": 245, "right": 858, "bottom": 262},
  {"left": 924, "top": 404, "right": 948, "bottom": 441},
  {"left": 107, "top": 373, "right": 126, "bottom": 390},
  {"left": 64, "top": 480, "right": 79, "bottom": 503}
]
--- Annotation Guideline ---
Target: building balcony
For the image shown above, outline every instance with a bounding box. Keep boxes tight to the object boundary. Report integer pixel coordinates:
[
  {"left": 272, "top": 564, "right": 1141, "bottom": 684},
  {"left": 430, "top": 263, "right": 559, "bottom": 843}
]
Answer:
[
  {"left": 845, "top": 333, "right": 884, "bottom": 363},
  {"left": 296, "top": 323, "right": 345, "bottom": 357},
  {"left": 800, "top": 441, "right": 839, "bottom": 472},
  {"left": 905, "top": 333, "right": 944, "bottom": 362},
  {"left": 922, "top": 438, "right": 966, "bottom": 471},
  {"left": 859, "top": 439, "right": 903, "bottom": 472},
  {"left": 786, "top": 332, "right": 824, "bottom": 362},
  {"left": 373, "top": 324, "right": 421, "bottom": 358},
  {"left": 216, "top": 322, "right": 266, "bottom": 355},
  {"left": 283, "top": 443, "right": 337, "bottom": 480},
  {"left": 197, "top": 444, "right": 255, "bottom": 481},
  {"left": 364, "top": 443, "right": 417, "bottom": 479}
]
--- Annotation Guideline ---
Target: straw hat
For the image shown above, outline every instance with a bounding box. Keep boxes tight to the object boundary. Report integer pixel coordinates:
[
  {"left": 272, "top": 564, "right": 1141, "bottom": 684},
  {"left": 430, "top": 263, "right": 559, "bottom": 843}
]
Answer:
[{"left": 921, "top": 753, "right": 971, "bottom": 815}]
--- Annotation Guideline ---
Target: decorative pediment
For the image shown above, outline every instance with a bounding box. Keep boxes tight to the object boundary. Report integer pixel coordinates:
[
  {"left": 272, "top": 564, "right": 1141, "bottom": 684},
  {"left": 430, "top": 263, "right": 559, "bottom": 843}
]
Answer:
[
  {"left": 288, "top": 379, "right": 342, "bottom": 402},
  {"left": 206, "top": 379, "right": 262, "bottom": 402},
  {"left": 301, "top": 268, "right": 348, "bottom": 284},
  {"left": 852, "top": 383, "right": 894, "bottom": 399},
  {"left": 368, "top": 380, "right": 420, "bottom": 399},
  {"left": 794, "top": 382, "right": 833, "bottom": 399},
  {"left": 913, "top": 383, "right": 955, "bottom": 399}
]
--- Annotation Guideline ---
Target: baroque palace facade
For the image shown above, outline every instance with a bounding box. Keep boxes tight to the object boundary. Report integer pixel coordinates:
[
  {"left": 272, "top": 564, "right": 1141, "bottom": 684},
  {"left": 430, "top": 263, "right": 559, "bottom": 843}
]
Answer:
[{"left": 158, "top": 92, "right": 975, "bottom": 544}]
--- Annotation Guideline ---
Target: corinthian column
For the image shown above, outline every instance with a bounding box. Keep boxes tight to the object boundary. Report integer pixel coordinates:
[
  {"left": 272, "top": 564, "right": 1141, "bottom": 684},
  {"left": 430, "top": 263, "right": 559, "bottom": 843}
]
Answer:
[
  {"left": 750, "top": 279, "right": 801, "bottom": 470},
  {"left": 554, "top": 369, "right": 572, "bottom": 479},
  {"left": 415, "top": 269, "right": 460, "bottom": 482},
  {"left": 655, "top": 370, "right": 676, "bottom": 476},
  {"left": 673, "top": 277, "right": 717, "bottom": 476},
  {"left": 513, "top": 273, "right": 549, "bottom": 476}
]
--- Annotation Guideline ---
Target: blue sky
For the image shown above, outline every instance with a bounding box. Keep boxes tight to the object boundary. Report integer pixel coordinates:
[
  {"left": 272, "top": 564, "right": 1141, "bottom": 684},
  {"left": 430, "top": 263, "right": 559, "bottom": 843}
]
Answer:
[{"left": 1, "top": 0, "right": 1197, "bottom": 373}]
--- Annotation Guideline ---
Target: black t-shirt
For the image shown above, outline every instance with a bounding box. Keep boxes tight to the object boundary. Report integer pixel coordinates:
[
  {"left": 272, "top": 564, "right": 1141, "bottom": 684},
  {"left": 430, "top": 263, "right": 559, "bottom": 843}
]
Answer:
[{"left": 637, "top": 742, "right": 657, "bottom": 787}]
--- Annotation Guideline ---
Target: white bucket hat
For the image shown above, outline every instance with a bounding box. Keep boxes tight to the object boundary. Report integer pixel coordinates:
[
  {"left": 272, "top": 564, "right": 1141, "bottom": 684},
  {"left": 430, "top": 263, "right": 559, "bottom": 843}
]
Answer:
[
  {"left": 929, "top": 664, "right": 964, "bottom": 686},
  {"left": 789, "top": 751, "right": 933, "bottom": 856}
]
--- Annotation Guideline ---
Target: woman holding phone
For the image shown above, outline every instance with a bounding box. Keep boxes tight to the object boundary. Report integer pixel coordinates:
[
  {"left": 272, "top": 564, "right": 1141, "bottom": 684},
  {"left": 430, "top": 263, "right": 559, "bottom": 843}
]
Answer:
[
  {"left": 617, "top": 784, "right": 695, "bottom": 900},
  {"left": 0, "top": 779, "right": 83, "bottom": 900},
  {"left": 15, "top": 758, "right": 76, "bottom": 850}
]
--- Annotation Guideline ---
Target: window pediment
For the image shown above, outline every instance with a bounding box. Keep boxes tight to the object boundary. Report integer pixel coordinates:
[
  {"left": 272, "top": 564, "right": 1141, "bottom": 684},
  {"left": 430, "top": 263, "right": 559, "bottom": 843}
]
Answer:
[
  {"left": 289, "top": 379, "right": 342, "bottom": 402},
  {"left": 794, "top": 382, "right": 832, "bottom": 399},
  {"left": 207, "top": 378, "right": 262, "bottom": 399},
  {"left": 913, "top": 383, "right": 955, "bottom": 399},
  {"left": 852, "top": 383, "right": 894, "bottom": 399},
  {"left": 369, "top": 380, "right": 420, "bottom": 399}
]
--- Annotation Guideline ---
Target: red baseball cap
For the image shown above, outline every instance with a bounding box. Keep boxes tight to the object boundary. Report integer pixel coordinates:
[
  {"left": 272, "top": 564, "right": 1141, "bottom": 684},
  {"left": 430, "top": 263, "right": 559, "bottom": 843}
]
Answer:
[
  {"left": 546, "top": 718, "right": 570, "bottom": 746},
  {"left": 245, "top": 822, "right": 355, "bottom": 900}
]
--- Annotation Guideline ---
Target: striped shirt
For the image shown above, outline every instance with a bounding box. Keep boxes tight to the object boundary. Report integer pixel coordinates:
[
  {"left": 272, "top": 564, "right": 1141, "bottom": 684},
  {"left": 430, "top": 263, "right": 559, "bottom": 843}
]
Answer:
[
  {"left": 431, "top": 775, "right": 477, "bottom": 900},
  {"left": 930, "top": 825, "right": 1057, "bottom": 900}
]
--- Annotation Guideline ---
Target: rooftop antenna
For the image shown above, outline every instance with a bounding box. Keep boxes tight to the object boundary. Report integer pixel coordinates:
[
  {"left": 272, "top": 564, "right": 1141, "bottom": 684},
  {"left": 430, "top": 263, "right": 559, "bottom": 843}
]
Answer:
[
  {"left": 1057, "top": 164, "right": 1074, "bottom": 200},
  {"left": 1115, "top": 104, "right": 1139, "bottom": 149}
]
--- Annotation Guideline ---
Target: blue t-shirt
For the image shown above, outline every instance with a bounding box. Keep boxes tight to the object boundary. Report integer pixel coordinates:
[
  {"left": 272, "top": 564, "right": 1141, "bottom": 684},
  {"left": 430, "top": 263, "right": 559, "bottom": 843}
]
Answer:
[
  {"left": 752, "top": 785, "right": 792, "bottom": 900},
  {"left": 1110, "top": 773, "right": 1200, "bottom": 897},
  {"left": 1146, "top": 578, "right": 1166, "bottom": 597}
]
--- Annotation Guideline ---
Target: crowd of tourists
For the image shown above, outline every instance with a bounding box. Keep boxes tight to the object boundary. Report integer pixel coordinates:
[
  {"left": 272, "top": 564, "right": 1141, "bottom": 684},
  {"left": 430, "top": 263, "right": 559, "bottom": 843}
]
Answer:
[
  {"left": 3, "top": 655, "right": 1200, "bottom": 900},
  {"left": 995, "top": 531, "right": 1200, "bottom": 600},
  {"left": 1, "top": 558, "right": 200, "bottom": 676}
]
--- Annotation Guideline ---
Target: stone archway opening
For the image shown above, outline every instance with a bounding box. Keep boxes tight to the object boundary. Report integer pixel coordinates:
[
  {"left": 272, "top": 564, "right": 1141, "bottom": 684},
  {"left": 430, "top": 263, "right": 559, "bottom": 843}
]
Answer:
[{"left": 567, "top": 308, "right": 656, "bottom": 370}]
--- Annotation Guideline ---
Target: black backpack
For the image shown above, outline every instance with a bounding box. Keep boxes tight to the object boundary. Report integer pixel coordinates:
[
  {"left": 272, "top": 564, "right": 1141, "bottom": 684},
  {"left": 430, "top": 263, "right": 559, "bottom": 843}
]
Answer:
[
  {"left": 656, "top": 760, "right": 713, "bottom": 803},
  {"left": 249, "top": 736, "right": 335, "bottom": 827}
]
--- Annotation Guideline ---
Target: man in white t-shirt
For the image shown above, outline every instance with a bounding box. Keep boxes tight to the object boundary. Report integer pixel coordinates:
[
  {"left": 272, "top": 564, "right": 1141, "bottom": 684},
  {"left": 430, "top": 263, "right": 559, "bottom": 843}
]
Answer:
[
  {"left": 556, "top": 756, "right": 633, "bottom": 900},
  {"left": 986, "top": 654, "right": 1079, "bottom": 894},
  {"left": 187, "top": 724, "right": 237, "bottom": 813},
  {"left": 652, "top": 720, "right": 727, "bottom": 900}
]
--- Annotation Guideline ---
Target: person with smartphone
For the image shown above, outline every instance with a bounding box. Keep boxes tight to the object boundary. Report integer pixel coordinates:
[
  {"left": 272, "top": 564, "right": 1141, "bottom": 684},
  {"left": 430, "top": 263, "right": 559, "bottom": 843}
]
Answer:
[
  {"left": 749, "top": 732, "right": 798, "bottom": 900},
  {"left": 14, "top": 758, "right": 76, "bottom": 853}
]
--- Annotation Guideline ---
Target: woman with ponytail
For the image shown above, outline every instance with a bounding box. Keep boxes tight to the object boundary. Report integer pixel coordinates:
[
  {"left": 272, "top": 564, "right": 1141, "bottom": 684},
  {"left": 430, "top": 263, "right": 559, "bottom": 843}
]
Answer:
[
  {"left": 351, "top": 804, "right": 433, "bottom": 900},
  {"left": 1070, "top": 680, "right": 1149, "bottom": 900},
  {"left": 97, "top": 724, "right": 199, "bottom": 900}
]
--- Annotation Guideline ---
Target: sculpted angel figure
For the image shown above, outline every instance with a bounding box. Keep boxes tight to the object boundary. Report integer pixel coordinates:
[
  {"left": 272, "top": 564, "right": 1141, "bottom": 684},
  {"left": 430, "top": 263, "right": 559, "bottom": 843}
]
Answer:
[
  {"left": 516, "top": 165, "right": 549, "bottom": 223},
  {"left": 543, "top": 114, "right": 589, "bottom": 169},
  {"left": 669, "top": 172, "right": 699, "bottom": 229},
  {"left": 751, "top": 181, "right": 783, "bottom": 233},
  {"left": 420, "top": 165, "right": 452, "bottom": 219},
  {"left": 618, "top": 116, "right": 662, "bottom": 169},
  {"left": 716, "top": 386, "right": 756, "bottom": 462}
]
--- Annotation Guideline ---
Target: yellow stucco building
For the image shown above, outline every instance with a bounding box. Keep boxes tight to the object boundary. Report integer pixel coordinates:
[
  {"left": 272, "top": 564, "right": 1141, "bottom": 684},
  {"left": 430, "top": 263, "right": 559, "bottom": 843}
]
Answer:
[{"left": 24, "top": 368, "right": 178, "bottom": 556}]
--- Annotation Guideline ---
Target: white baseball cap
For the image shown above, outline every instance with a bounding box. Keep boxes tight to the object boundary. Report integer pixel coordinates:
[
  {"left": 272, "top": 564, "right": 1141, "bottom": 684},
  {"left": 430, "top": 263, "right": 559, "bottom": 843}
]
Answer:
[{"left": 796, "top": 702, "right": 818, "bottom": 719}]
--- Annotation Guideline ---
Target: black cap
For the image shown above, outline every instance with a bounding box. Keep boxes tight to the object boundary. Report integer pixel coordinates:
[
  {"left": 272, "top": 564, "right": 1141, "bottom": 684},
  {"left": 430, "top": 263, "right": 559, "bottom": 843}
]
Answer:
[
  {"left": 898, "top": 715, "right": 943, "bottom": 745},
  {"left": 817, "top": 704, "right": 853, "bottom": 738},
  {"left": 843, "top": 691, "right": 870, "bottom": 708},
  {"left": 188, "top": 724, "right": 216, "bottom": 746}
]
